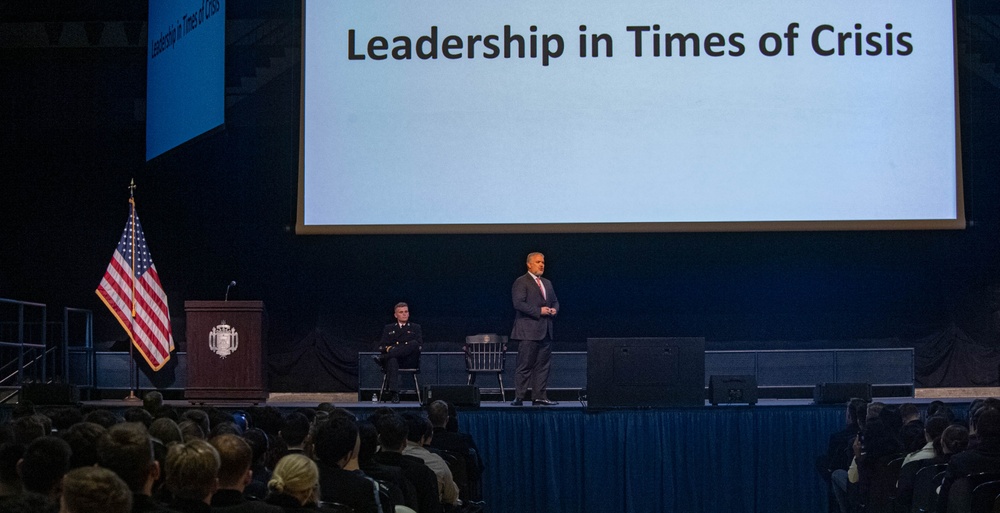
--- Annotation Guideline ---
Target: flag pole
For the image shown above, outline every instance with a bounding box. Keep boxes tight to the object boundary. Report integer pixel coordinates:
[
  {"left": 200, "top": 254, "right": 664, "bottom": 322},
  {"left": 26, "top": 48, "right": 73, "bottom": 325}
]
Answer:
[{"left": 124, "top": 179, "right": 141, "bottom": 403}]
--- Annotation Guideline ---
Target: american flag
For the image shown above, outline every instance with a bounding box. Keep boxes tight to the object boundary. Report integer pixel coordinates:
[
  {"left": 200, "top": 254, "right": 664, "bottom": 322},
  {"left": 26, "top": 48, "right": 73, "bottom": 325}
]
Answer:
[{"left": 96, "top": 200, "right": 174, "bottom": 370}]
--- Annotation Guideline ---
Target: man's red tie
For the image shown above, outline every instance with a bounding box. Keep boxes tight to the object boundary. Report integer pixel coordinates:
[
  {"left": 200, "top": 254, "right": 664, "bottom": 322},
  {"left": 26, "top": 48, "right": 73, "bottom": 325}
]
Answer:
[{"left": 535, "top": 276, "right": 547, "bottom": 300}]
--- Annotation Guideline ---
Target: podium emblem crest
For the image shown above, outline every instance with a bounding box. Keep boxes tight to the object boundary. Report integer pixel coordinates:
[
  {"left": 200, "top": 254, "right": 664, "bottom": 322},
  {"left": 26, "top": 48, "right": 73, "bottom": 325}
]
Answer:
[{"left": 209, "top": 321, "right": 239, "bottom": 358}]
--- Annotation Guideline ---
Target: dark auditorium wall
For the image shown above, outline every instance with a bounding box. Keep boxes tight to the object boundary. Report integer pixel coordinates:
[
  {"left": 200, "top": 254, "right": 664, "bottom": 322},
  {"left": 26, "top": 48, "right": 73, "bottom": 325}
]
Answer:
[{"left": 3, "top": 1, "right": 1000, "bottom": 391}]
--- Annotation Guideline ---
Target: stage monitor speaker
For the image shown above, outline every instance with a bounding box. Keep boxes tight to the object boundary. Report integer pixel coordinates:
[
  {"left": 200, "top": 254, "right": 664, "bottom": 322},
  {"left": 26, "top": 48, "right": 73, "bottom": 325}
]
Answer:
[
  {"left": 814, "top": 382, "right": 872, "bottom": 404},
  {"left": 422, "top": 385, "right": 481, "bottom": 407},
  {"left": 709, "top": 375, "right": 758, "bottom": 405},
  {"left": 587, "top": 337, "right": 706, "bottom": 408},
  {"left": 20, "top": 383, "right": 79, "bottom": 405}
]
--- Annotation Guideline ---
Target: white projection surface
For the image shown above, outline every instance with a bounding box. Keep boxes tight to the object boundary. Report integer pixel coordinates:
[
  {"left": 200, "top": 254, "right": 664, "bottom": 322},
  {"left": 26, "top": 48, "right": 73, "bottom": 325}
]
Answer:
[{"left": 298, "top": 0, "right": 962, "bottom": 234}]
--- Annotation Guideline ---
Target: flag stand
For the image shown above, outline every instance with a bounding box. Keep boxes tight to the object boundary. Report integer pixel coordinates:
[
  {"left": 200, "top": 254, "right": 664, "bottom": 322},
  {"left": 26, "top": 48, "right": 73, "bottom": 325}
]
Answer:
[{"left": 124, "top": 342, "right": 140, "bottom": 402}]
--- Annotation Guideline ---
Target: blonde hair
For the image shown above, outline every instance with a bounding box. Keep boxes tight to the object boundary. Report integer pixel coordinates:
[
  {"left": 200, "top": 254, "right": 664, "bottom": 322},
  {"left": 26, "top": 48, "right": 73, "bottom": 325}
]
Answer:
[{"left": 268, "top": 453, "right": 320, "bottom": 506}]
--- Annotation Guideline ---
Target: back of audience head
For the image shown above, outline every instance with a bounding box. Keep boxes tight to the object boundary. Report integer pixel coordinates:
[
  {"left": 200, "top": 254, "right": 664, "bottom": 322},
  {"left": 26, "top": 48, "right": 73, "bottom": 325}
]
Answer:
[
  {"left": 11, "top": 401, "right": 36, "bottom": 420},
  {"left": 82, "top": 409, "right": 120, "bottom": 429},
  {"left": 242, "top": 428, "right": 269, "bottom": 468},
  {"left": 149, "top": 417, "right": 183, "bottom": 446},
  {"left": 248, "top": 406, "right": 284, "bottom": 440},
  {"left": 402, "top": 413, "right": 432, "bottom": 445},
  {"left": 877, "top": 404, "right": 903, "bottom": 434},
  {"left": 925, "top": 416, "right": 951, "bottom": 456},
  {"left": 177, "top": 420, "right": 206, "bottom": 441},
  {"left": 47, "top": 408, "right": 84, "bottom": 432},
  {"left": 940, "top": 424, "right": 970, "bottom": 455},
  {"left": 975, "top": 407, "right": 1000, "bottom": 439},
  {"left": 375, "top": 413, "right": 408, "bottom": 452},
  {"left": 210, "top": 434, "right": 253, "bottom": 490},
  {"left": 280, "top": 413, "right": 311, "bottom": 448},
  {"left": 123, "top": 407, "right": 154, "bottom": 427},
  {"left": 312, "top": 415, "right": 358, "bottom": 467},
  {"left": 899, "top": 403, "right": 919, "bottom": 423},
  {"left": 13, "top": 415, "right": 47, "bottom": 445},
  {"left": 98, "top": 423, "right": 157, "bottom": 493},
  {"left": 848, "top": 398, "right": 868, "bottom": 429},
  {"left": 181, "top": 409, "right": 211, "bottom": 438},
  {"left": 269, "top": 453, "right": 320, "bottom": 506},
  {"left": 59, "top": 422, "right": 106, "bottom": 469},
  {"left": 356, "top": 421, "right": 380, "bottom": 466},
  {"left": 928, "top": 400, "right": 955, "bottom": 422},
  {"left": 427, "top": 401, "right": 449, "bottom": 428},
  {"left": 60, "top": 466, "right": 132, "bottom": 513},
  {"left": 19, "top": 436, "right": 71, "bottom": 496},
  {"left": 142, "top": 391, "right": 163, "bottom": 414},
  {"left": 446, "top": 401, "right": 460, "bottom": 432},
  {"left": 164, "top": 439, "right": 220, "bottom": 502}
]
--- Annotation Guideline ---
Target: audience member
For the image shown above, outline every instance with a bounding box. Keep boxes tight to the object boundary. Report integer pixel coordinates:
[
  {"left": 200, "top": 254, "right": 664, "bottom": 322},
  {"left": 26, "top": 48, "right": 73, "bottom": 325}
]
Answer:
[
  {"left": 209, "top": 434, "right": 282, "bottom": 513},
  {"left": 940, "top": 424, "right": 970, "bottom": 457},
  {"left": 18, "top": 436, "right": 71, "bottom": 498},
  {"left": 936, "top": 408, "right": 1000, "bottom": 513},
  {"left": 311, "top": 415, "right": 382, "bottom": 513},
  {"left": 123, "top": 408, "right": 155, "bottom": 428},
  {"left": 242, "top": 428, "right": 271, "bottom": 500},
  {"left": 12, "top": 415, "right": 47, "bottom": 445},
  {"left": 83, "top": 409, "right": 120, "bottom": 429},
  {"left": 1, "top": 490, "right": 58, "bottom": 513},
  {"left": 46, "top": 408, "right": 84, "bottom": 433},
  {"left": 895, "top": 415, "right": 951, "bottom": 513},
  {"left": 163, "top": 439, "right": 220, "bottom": 513},
  {"left": 373, "top": 413, "right": 440, "bottom": 513},
  {"left": 898, "top": 403, "right": 925, "bottom": 453},
  {"left": 358, "top": 421, "right": 415, "bottom": 511},
  {"left": 143, "top": 392, "right": 164, "bottom": 415},
  {"left": 402, "top": 413, "right": 459, "bottom": 508},
  {"left": 277, "top": 413, "right": 311, "bottom": 458},
  {"left": 177, "top": 420, "right": 206, "bottom": 442},
  {"left": 59, "top": 422, "right": 106, "bottom": 469},
  {"left": 426, "top": 401, "right": 483, "bottom": 502},
  {"left": 181, "top": 410, "right": 211, "bottom": 439},
  {"left": 902, "top": 415, "right": 950, "bottom": 467},
  {"left": 97, "top": 422, "right": 174, "bottom": 513},
  {"left": 264, "top": 453, "right": 322, "bottom": 511},
  {"left": 60, "top": 466, "right": 132, "bottom": 513},
  {"left": 149, "top": 418, "right": 184, "bottom": 447}
]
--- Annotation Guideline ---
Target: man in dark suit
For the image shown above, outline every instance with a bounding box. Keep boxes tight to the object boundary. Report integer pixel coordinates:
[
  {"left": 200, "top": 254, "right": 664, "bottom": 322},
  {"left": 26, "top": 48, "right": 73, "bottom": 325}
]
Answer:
[
  {"left": 510, "top": 252, "right": 559, "bottom": 406},
  {"left": 375, "top": 302, "right": 422, "bottom": 403}
]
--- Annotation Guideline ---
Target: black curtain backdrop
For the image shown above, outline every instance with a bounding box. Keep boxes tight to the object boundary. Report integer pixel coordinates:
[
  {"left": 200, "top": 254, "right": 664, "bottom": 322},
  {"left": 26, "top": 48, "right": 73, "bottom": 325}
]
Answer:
[{"left": 2, "top": 1, "right": 1000, "bottom": 392}]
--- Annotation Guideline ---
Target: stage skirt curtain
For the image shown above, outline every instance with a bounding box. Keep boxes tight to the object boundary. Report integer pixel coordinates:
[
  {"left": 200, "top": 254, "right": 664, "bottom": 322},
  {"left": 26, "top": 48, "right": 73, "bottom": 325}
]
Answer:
[{"left": 459, "top": 406, "right": 843, "bottom": 513}]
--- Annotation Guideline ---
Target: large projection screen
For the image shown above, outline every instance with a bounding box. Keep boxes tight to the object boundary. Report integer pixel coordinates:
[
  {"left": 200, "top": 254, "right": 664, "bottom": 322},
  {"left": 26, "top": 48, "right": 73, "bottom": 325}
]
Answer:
[
  {"left": 298, "top": 0, "right": 962, "bottom": 234},
  {"left": 147, "top": 0, "right": 225, "bottom": 162}
]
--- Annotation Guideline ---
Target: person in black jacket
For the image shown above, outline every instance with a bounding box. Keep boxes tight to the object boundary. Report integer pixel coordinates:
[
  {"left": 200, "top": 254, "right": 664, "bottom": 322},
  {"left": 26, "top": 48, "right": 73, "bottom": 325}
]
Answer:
[{"left": 375, "top": 303, "right": 423, "bottom": 404}]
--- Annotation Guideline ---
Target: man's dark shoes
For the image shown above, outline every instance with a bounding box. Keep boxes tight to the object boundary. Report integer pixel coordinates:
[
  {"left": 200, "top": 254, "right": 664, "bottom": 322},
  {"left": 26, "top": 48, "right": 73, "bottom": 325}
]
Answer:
[
  {"left": 510, "top": 398, "right": 523, "bottom": 406},
  {"left": 532, "top": 399, "right": 559, "bottom": 406}
]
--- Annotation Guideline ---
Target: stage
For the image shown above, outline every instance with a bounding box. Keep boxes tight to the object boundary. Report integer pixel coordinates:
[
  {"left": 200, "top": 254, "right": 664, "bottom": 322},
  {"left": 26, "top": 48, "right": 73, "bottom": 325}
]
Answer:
[{"left": 21, "top": 390, "right": 984, "bottom": 513}]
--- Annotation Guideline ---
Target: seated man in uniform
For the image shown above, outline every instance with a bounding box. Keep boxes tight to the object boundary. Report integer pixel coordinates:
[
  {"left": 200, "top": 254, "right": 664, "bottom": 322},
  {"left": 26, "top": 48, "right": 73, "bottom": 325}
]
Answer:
[{"left": 374, "top": 302, "right": 422, "bottom": 403}]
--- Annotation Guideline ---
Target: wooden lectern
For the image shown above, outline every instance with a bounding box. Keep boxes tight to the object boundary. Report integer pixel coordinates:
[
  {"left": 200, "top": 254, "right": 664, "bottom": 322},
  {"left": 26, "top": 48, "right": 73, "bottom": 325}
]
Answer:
[{"left": 184, "top": 301, "right": 267, "bottom": 403}]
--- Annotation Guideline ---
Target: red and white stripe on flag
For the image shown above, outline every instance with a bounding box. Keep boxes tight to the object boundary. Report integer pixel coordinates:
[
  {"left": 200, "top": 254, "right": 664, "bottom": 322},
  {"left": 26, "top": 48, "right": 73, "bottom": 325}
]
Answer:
[{"left": 96, "top": 203, "right": 174, "bottom": 371}]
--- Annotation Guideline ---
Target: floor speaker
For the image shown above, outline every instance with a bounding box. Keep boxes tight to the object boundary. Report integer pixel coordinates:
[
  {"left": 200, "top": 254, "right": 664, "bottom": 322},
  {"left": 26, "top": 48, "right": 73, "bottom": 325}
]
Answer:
[
  {"left": 20, "top": 383, "right": 79, "bottom": 405},
  {"left": 422, "top": 385, "right": 481, "bottom": 407},
  {"left": 814, "top": 382, "right": 872, "bottom": 404},
  {"left": 709, "top": 375, "right": 758, "bottom": 405}
]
